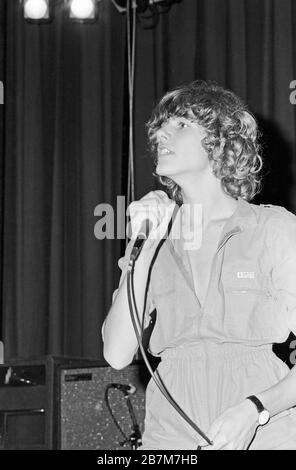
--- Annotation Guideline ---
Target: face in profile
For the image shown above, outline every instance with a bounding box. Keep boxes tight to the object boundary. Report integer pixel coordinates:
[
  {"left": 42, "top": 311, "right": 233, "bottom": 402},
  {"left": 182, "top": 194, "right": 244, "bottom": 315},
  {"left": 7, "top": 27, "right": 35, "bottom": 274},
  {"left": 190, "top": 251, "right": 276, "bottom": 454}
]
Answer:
[{"left": 155, "top": 116, "right": 211, "bottom": 181}]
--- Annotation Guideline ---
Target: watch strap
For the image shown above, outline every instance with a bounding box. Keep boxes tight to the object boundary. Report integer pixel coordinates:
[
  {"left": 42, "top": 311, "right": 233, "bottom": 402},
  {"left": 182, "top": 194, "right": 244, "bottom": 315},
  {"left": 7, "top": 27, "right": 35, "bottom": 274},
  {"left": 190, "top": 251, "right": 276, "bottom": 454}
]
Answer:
[{"left": 246, "top": 395, "right": 265, "bottom": 413}]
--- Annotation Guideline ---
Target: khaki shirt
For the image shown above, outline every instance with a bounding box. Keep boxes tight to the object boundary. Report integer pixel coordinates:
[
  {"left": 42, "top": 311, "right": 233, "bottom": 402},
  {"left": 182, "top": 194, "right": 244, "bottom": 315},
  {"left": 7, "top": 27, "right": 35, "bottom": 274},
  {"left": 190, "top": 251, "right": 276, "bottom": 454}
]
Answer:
[{"left": 116, "top": 197, "right": 296, "bottom": 357}]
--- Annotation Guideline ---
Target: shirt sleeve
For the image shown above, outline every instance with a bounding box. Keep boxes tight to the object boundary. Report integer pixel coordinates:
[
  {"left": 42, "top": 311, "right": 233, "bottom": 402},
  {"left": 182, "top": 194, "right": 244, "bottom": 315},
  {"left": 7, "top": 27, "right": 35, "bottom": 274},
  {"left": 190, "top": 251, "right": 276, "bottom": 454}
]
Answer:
[
  {"left": 111, "top": 239, "right": 156, "bottom": 330},
  {"left": 270, "top": 216, "right": 296, "bottom": 335}
]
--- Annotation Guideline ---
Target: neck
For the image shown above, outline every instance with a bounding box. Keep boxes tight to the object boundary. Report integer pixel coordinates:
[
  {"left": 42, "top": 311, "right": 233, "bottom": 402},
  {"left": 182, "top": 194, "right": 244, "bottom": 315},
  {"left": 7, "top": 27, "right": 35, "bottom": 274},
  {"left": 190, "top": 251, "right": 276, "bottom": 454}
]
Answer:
[{"left": 177, "top": 171, "right": 238, "bottom": 227}]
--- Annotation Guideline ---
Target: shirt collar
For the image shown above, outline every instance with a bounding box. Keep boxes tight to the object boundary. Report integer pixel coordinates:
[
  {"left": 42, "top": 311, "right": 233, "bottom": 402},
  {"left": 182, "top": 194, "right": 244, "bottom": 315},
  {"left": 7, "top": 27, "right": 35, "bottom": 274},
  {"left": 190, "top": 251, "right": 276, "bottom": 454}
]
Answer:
[
  {"left": 214, "top": 197, "right": 258, "bottom": 251},
  {"left": 167, "top": 196, "right": 259, "bottom": 252},
  {"left": 224, "top": 197, "right": 259, "bottom": 231}
]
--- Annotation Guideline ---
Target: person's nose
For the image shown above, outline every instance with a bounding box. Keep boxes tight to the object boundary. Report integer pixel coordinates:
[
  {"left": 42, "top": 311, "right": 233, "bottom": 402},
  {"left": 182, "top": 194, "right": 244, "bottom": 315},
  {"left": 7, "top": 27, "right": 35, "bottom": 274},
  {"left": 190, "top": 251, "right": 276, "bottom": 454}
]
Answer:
[{"left": 156, "top": 124, "right": 172, "bottom": 143}]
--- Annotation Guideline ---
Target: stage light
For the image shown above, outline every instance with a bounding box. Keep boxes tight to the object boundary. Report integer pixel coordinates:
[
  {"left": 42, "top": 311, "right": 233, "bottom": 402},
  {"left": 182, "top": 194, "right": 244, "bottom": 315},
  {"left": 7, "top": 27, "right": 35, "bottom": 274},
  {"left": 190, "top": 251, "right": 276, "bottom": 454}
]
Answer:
[
  {"left": 69, "top": 0, "right": 97, "bottom": 20},
  {"left": 23, "top": 0, "right": 50, "bottom": 20}
]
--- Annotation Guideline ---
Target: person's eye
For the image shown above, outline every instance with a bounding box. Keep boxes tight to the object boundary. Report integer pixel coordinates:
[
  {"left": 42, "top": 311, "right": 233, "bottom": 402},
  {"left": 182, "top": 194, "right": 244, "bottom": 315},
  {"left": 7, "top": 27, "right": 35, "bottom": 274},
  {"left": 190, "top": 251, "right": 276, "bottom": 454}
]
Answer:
[{"left": 177, "top": 120, "right": 189, "bottom": 128}]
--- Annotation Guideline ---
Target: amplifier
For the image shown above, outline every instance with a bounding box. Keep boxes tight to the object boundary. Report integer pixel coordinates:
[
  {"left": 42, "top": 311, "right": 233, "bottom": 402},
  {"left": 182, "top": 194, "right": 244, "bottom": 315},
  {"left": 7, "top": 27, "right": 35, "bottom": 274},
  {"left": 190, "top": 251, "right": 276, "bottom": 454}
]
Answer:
[
  {"left": 59, "top": 363, "right": 149, "bottom": 450},
  {"left": 0, "top": 356, "right": 152, "bottom": 450}
]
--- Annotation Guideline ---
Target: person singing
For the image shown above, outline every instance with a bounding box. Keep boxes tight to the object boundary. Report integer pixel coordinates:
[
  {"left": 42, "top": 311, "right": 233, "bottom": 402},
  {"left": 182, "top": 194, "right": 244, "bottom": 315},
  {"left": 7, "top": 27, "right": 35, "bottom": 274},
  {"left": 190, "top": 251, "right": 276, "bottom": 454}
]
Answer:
[{"left": 102, "top": 80, "right": 296, "bottom": 450}]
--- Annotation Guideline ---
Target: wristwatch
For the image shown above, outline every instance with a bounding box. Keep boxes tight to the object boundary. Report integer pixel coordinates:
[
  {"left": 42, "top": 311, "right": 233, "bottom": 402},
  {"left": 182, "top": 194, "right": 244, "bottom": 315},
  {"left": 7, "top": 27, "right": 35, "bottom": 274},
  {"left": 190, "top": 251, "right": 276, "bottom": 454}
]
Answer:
[{"left": 246, "top": 395, "right": 270, "bottom": 426}]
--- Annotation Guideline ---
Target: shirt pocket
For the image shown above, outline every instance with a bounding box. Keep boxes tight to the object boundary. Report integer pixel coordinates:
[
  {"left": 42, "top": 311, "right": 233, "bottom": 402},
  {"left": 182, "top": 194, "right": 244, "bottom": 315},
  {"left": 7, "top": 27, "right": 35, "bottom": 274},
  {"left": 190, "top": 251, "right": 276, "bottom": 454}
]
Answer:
[{"left": 222, "top": 267, "right": 276, "bottom": 340}]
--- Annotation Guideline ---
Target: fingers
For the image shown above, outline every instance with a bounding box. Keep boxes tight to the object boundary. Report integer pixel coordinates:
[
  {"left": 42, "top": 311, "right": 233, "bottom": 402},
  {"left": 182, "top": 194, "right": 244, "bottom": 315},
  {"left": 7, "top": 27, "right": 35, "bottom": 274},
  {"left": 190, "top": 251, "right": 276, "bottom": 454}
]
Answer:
[
  {"left": 199, "top": 404, "right": 257, "bottom": 451},
  {"left": 198, "top": 420, "right": 223, "bottom": 450},
  {"left": 206, "top": 420, "right": 222, "bottom": 445},
  {"left": 199, "top": 426, "right": 246, "bottom": 450},
  {"left": 148, "top": 199, "right": 176, "bottom": 241},
  {"left": 153, "top": 189, "right": 169, "bottom": 199},
  {"left": 127, "top": 191, "right": 175, "bottom": 241},
  {"left": 128, "top": 191, "right": 168, "bottom": 221},
  {"left": 196, "top": 436, "right": 212, "bottom": 448},
  {"left": 201, "top": 440, "right": 238, "bottom": 450},
  {"left": 127, "top": 203, "right": 160, "bottom": 239},
  {"left": 200, "top": 437, "right": 228, "bottom": 451}
]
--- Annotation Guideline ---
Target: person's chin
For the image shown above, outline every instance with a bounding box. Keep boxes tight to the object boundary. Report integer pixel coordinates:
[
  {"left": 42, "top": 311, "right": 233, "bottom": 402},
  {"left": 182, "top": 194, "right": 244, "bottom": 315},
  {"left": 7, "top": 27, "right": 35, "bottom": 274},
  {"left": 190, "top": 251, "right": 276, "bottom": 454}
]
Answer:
[{"left": 155, "top": 163, "right": 176, "bottom": 178}]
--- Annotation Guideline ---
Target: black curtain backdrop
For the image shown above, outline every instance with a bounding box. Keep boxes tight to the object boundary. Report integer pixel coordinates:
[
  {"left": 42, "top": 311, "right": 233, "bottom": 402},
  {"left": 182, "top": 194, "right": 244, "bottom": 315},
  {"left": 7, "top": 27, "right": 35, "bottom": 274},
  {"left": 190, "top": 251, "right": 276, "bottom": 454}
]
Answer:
[
  {"left": 0, "top": 0, "right": 296, "bottom": 361},
  {"left": 134, "top": 0, "right": 296, "bottom": 211},
  {"left": 1, "top": 0, "right": 126, "bottom": 359},
  {"left": 0, "top": 0, "right": 5, "bottom": 342}
]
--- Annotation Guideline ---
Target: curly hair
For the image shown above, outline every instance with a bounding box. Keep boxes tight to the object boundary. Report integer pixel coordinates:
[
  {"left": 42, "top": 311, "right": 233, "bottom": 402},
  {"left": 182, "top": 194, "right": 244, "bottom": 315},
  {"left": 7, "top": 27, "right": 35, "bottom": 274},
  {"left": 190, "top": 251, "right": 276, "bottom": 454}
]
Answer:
[{"left": 147, "top": 80, "right": 263, "bottom": 205}]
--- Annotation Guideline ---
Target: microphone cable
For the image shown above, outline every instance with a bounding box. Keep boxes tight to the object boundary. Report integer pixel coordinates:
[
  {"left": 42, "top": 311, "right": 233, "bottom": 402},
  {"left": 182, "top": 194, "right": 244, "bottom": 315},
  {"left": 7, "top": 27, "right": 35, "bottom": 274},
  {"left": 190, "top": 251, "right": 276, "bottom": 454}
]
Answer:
[
  {"left": 126, "top": 255, "right": 212, "bottom": 447},
  {"left": 105, "top": 383, "right": 140, "bottom": 448},
  {"left": 105, "top": 385, "right": 129, "bottom": 446}
]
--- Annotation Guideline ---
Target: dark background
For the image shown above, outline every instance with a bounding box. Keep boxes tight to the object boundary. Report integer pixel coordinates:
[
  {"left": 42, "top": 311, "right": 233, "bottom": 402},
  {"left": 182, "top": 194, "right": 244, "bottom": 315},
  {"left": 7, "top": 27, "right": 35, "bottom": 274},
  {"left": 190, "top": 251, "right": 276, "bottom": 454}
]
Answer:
[{"left": 0, "top": 0, "right": 295, "bottom": 362}]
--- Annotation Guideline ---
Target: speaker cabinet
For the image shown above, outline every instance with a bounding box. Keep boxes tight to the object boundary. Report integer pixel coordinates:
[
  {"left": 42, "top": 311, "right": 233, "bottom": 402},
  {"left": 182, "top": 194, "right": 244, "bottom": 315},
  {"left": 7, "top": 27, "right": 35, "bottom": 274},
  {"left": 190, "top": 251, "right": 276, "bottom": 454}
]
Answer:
[
  {"left": 0, "top": 356, "right": 151, "bottom": 450},
  {"left": 59, "top": 364, "right": 147, "bottom": 450}
]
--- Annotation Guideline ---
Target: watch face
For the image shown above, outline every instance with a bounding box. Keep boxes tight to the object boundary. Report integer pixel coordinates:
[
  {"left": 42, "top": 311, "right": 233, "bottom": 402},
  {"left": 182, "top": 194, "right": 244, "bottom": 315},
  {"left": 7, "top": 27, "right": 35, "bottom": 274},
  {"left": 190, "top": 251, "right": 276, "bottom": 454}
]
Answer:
[{"left": 258, "top": 409, "right": 270, "bottom": 425}]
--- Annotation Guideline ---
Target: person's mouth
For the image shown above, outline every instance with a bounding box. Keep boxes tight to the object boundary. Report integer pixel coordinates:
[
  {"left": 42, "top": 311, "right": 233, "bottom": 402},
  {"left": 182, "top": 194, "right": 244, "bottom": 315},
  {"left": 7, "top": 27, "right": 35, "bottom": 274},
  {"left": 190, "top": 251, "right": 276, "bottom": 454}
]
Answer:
[{"left": 157, "top": 145, "right": 174, "bottom": 157}]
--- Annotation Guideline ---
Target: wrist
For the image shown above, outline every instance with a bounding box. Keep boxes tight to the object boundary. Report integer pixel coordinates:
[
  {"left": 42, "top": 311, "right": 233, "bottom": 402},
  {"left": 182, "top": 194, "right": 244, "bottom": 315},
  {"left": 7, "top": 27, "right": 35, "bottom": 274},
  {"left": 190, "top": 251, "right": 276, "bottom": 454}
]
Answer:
[
  {"left": 243, "top": 398, "right": 259, "bottom": 425},
  {"left": 246, "top": 395, "right": 271, "bottom": 426}
]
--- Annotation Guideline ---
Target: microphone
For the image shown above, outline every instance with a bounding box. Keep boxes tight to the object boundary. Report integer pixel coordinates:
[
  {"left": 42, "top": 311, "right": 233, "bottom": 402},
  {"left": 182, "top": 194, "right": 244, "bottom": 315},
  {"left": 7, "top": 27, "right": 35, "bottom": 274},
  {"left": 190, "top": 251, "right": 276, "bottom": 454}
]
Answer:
[
  {"left": 129, "top": 197, "right": 177, "bottom": 262},
  {"left": 130, "top": 219, "right": 152, "bottom": 261},
  {"left": 135, "top": 218, "right": 152, "bottom": 244},
  {"left": 109, "top": 383, "right": 137, "bottom": 395}
]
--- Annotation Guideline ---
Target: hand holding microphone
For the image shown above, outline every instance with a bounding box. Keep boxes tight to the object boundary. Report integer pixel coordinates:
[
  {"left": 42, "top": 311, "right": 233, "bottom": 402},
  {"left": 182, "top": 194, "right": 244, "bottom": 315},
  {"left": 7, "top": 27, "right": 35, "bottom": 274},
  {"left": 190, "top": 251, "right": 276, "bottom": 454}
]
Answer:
[{"left": 127, "top": 190, "right": 176, "bottom": 257}]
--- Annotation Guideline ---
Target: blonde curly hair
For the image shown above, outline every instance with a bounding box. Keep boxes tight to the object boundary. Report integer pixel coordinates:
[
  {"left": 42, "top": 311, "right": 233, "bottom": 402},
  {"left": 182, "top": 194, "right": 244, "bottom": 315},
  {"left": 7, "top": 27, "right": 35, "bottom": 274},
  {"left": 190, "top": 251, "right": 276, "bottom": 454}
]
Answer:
[{"left": 147, "top": 80, "right": 263, "bottom": 205}]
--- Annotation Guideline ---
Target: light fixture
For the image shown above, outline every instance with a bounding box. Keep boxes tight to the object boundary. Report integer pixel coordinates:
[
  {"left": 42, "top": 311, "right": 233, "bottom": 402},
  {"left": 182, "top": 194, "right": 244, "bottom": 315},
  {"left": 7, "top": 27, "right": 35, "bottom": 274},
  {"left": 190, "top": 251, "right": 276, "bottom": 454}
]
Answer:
[
  {"left": 68, "top": 0, "right": 98, "bottom": 21},
  {"left": 23, "top": 0, "right": 51, "bottom": 22}
]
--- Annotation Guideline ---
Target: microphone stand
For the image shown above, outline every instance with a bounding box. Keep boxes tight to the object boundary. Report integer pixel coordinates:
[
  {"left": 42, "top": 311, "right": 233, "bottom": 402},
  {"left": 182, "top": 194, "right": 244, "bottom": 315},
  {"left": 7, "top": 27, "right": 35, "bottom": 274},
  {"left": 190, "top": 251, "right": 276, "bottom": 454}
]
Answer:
[{"left": 125, "top": 394, "right": 142, "bottom": 450}]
